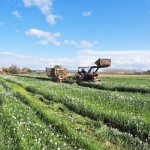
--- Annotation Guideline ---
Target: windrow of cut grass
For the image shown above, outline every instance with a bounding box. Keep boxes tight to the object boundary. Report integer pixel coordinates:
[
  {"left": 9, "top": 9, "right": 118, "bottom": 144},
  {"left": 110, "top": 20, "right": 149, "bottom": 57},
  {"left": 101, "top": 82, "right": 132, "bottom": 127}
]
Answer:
[
  {"left": 0, "top": 109, "right": 15, "bottom": 150},
  {"left": 77, "top": 80, "right": 150, "bottom": 94},
  {"left": 11, "top": 75, "right": 150, "bottom": 109},
  {"left": 15, "top": 74, "right": 150, "bottom": 93},
  {"left": 1, "top": 76, "right": 149, "bottom": 149},
  {"left": 0, "top": 78, "right": 110, "bottom": 150},
  {"left": 0, "top": 83, "right": 76, "bottom": 150},
  {"left": 66, "top": 75, "right": 150, "bottom": 94},
  {"left": 31, "top": 95, "right": 150, "bottom": 150},
  {"left": 101, "top": 77, "right": 150, "bottom": 86},
  {"left": 2, "top": 75, "right": 150, "bottom": 145}
]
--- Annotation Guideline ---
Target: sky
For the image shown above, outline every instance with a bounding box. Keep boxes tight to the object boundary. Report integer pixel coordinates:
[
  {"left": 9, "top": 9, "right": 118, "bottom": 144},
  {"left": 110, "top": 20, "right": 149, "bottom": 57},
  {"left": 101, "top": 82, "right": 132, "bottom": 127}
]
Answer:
[{"left": 0, "top": 0, "right": 150, "bottom": 70}]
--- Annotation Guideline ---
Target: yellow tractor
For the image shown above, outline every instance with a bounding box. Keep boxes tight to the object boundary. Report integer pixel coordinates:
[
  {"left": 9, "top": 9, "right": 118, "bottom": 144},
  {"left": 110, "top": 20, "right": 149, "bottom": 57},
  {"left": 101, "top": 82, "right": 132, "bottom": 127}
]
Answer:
[
  {"left": 76, "top": 58, "right": 111, "bottom": 82},
  {"left": 46, "top": 67, "right": 67, "bottom": 82}
]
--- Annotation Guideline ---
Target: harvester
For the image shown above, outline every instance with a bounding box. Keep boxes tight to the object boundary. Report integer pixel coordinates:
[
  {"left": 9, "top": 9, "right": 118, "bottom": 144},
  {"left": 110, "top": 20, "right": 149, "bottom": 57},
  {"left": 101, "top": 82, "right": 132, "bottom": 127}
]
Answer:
[
  {"left": 46, "top": 67, "right": 67, "bottom": 82},
  {"left": 76, "top": 58, "right": 111, "bottom": 82}
]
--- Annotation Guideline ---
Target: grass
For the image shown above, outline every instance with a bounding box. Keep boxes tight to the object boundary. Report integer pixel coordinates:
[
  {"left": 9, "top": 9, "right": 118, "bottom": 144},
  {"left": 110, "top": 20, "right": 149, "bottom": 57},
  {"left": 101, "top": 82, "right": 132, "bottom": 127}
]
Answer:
[
  {"left": 0, "top": 78, "right": 107, "bottom": 150},
  {"left": 0, "top": 83, "right": 74, "bottom": 150},
  {"left": 0, "top": 75, "right": 150, "bottom": 149}
]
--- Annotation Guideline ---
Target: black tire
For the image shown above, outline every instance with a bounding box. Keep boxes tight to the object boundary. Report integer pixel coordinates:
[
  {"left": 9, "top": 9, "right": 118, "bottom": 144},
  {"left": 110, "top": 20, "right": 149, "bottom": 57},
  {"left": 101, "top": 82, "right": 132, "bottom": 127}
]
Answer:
[{"left": 75, "top": 75, "right": 83, "bottom": 83}]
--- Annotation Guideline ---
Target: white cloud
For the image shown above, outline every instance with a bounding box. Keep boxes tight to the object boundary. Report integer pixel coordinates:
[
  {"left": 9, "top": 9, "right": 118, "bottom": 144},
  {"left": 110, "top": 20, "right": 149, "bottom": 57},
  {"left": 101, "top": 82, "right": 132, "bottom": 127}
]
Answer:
[
  {"left": 79, "top": 40, "right": 98, "bottom": 48},
  {"left": 64, "top": 40, "right": 77, "bottom": 46},
  {"left": 12, "top": 10, "right": 22, "bottom": 18},
  {"left": 0, "top": 50, "right": 150, "bottom": 70},
  {"left": 23, "top": 0, "right": 61, "bottom": 25},
  {"left": 82, "top": 11, "right": 92, "bottom": 17},
  {"left": 64, "top": 40, "right": 98, "bottom": 48},
  {"left": 78, "top": 50, "right": 150, "bottom": 70},
  {"left": 0, "top": 51, "right": 20, "bottom": 56},
  {"left": 46, "top": 14, "right": 62, "bottom": 25},
  {"left": 23, "top": 0, "right": 53, "bottom": 14},
  {"left": 80, "top": 40, "right": 93, "bottom": 48},
  {"left": 26, "top": 28, "right": 61, "bottom": 46}
]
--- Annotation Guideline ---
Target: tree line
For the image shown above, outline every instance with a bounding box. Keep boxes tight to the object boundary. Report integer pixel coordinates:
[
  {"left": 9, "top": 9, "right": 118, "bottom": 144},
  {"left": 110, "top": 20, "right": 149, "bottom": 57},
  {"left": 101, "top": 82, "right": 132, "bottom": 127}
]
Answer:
[{"left": 3, "top": 65, "right": 32, "bottom": 74}]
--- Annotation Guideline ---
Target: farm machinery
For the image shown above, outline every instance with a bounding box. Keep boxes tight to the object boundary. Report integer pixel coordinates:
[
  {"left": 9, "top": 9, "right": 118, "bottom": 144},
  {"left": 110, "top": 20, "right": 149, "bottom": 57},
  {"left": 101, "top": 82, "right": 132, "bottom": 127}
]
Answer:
[
  {"left": 45, "top": 58, "right": 111, "bottom": 83},
  {"left": 46, "top": 67, "right": 67, "bottom": 82},
  {"left": 75, "top": 58, "right": 111, "bottom": 82}
]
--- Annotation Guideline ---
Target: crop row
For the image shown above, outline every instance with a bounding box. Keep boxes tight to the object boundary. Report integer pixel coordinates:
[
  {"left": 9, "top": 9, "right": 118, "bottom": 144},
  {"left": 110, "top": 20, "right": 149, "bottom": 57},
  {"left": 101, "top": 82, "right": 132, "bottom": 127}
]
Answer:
[
  {"left": 15, "top": 74, "right": 150, "bottom": 93},
  {"left": 2, "top": 75, "right": 150, "bottom": 145},
  {"left": 0, "top": 83, "right": 77, "bottom": 150},
  {"left": 0, "top": 76, "right": 149, "bottom": 149},
  {"left": 0, "top": 111, "right": 14, "bottom": 149},
  {"left": 101, "top": 77, "right": 150, "bottom": 87},
  {"left": 65, "top": 76, "right": 150, "bottom": 94},
  {"left": 0, "top": 78, "right": 109, "bottom": 150},
  {"left": 76, "top": 81, "right": 150, "bottom": 94},
  {"left": 8, "top": 76, "right": 150, "bottom": 118}
]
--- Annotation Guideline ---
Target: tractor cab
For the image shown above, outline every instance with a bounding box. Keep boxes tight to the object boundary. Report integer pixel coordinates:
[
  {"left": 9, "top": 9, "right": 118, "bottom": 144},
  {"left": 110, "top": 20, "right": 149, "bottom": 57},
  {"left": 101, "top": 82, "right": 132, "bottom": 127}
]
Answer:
[
  {"left": 76, "top": 58, "right": 111, "bottom": 82},
  {"left": 77, "top": 66, "right": 99, "bottom": 82}
]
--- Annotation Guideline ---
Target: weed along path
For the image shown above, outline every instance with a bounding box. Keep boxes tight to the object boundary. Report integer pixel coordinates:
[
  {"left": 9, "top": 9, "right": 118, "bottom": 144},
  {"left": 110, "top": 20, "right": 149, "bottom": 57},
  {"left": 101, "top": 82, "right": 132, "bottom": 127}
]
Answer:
[{"left": 0, "top": 75, "right": 149, "bottom": 149}]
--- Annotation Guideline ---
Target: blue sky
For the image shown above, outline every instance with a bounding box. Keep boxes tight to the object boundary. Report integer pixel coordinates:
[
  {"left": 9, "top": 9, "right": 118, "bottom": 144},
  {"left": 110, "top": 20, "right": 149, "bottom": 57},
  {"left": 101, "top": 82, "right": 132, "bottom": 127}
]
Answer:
[{"left": 0, "top": 0, "right": 150, "bottom": 70}]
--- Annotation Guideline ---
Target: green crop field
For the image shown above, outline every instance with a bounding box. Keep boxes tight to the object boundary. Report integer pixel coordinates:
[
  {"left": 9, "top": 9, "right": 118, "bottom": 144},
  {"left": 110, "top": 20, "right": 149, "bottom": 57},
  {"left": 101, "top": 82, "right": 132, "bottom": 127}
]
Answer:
[{"left": 0, "top": 75, "right": 150, "bottom": 150}]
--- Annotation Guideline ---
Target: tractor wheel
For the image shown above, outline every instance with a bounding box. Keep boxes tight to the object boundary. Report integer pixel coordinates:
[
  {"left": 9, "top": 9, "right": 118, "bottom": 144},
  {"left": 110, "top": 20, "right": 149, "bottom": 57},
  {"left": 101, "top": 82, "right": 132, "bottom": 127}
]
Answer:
[{"left": 76, "top": 75, "right": 83, "bottom": 83}]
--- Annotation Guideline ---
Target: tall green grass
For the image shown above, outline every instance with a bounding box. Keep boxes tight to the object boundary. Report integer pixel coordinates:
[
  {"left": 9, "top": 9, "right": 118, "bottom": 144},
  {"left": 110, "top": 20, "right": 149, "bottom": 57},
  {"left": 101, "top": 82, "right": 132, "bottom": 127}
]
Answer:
[
  {"left": 0, "top": 79, "right": 107, "bottom": 150},
  {"left": 1, "top": 76, "right": 150, "bottom": 144},
  {"left": 0, "top": 83, "right": 74, "bottom": 150}
]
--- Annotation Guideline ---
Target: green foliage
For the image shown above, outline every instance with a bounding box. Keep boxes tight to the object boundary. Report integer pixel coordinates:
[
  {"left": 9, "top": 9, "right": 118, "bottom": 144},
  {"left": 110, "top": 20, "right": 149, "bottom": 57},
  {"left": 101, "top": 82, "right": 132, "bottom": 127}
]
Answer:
[
  {"left": 22, "top": 67, "right": 32, "bottom": 73},
  {"left": 2, "top": 68, "right": 10, "bottom": 74},
  {"left": 9, "top": 64, "right": 20, "bottom": 74},
  {"left": 54, "top": 65, "right": 62, "bottom": 68},
  {"left": 0, "top": 75, "right": 150, "bottom": 149},
  {"left": 0, "top": 79, "right": 105, "bottom": 150},
  {"left": 0, "top": 82, "right": 74, "bottom": 150}
]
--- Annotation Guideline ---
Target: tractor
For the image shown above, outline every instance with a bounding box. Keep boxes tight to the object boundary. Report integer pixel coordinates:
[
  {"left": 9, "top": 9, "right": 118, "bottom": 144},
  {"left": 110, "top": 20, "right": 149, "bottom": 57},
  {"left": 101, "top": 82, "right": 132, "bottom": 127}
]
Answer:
[
  {"left": 76, "top": 58, "right": 111, "bottom": 82},
  {"left": 46, "top": 67, "right": 67, "bottom": 82}
]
